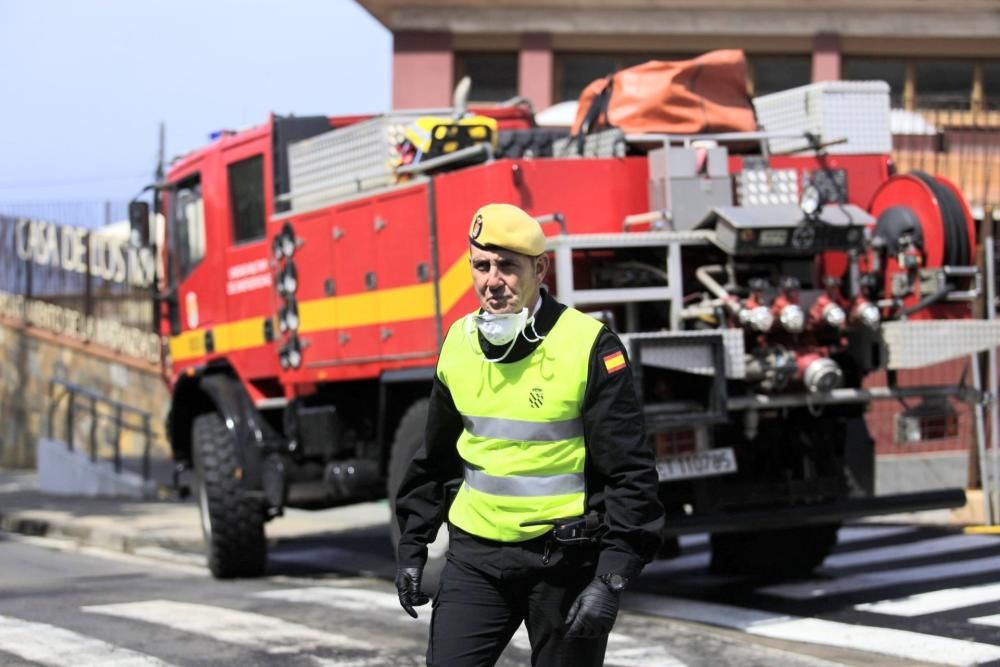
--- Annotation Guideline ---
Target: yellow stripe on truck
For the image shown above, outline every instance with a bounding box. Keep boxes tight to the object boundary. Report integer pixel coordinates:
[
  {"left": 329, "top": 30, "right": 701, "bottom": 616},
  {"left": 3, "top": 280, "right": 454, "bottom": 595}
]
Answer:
[
  {"left": 169, "top": 329, "right": 207, "bottom": 360},
  {"left": 169, "top": 253, "right": 474, "bottom": 363}
]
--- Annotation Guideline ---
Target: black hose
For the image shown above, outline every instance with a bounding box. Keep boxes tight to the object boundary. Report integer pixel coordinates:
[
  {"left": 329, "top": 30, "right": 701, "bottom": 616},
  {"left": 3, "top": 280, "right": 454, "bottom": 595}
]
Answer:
[
  {"left": 900, "top": 285, "right": 953, "bottom": 317},
  {"left": 911, "top": 171, "right": 970, "bottom": 266}
]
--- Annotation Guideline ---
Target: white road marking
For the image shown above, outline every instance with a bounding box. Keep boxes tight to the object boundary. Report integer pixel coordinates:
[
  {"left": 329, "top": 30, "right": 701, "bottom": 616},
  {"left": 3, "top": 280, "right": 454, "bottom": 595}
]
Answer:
[
  {"left": 836, "top": 525, "right": 918, "bottom": 544},
  {"left": 824, "top": 534, "right": 998, "bottom": 569},
  {"left": 969, "top": 613, "right": 1000, "bottom": 627},
  {"left": 257, "top": 586, "right": 688, "bottom": 665},
  {"left": 604, "top": 635, "right": 688, "bottom": 667},
  {"left": 255, "top": 586, "right": 408, "bottom": 617},
  {"left": 627, "top": 593, "right": 1000, "bottom": 666},
  {"left": 856, "top": 581, "right": 1000, "bottom": 617},
  {"left": 0, "top": 614, "right": 176, "bottom": 666},
  {"left": 83, "top": 600, "right": 375, "bottom": 656},
  {"left": 255, "top": 585, "right": 430, "bottom": 628},
  {"left": 644, "top": 526, "right": 923, "bottom": 576},
  {"left": 757, "top": 553, "right": 1000, "bottom": 600}
]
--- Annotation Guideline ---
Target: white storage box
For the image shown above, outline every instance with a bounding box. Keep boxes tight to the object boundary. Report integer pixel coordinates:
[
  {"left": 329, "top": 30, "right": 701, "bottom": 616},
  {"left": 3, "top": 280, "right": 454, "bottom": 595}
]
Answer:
[
  {"left": 287, "top": 112, "right": 430, "bottom": 212},
  {"left": 753, "top": 81, "right": 891, "bottom": 155}
]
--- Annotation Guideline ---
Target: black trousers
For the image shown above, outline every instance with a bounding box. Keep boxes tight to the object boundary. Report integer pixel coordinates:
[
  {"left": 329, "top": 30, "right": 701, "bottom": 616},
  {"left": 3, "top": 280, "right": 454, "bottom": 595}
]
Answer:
[{"left": 427, "top": 526, "right": 608, "bottom": 667}]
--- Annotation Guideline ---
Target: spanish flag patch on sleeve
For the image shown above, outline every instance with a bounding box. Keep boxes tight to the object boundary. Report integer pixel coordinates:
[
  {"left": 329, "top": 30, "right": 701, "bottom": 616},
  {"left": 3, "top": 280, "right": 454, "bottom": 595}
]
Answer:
[{"left": 603, "top": 350, "right": 627, "bottom": 374}]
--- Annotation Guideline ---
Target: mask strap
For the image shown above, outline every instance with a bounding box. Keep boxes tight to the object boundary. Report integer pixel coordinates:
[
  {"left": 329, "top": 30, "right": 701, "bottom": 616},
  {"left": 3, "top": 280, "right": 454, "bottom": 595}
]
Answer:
[
  {"left": 522, "top": 318, "right": 544, "bottom": 343},
  {"left": 463, "top": 314, "right": 486, "bottom": 357},
  {"left": 483, "top": 335, "right": 518, "bottom": 363}
]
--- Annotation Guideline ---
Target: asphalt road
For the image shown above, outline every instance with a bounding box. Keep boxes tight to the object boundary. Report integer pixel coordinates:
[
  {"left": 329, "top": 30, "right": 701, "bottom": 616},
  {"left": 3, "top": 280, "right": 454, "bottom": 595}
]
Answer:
[{"left": 0, "top": 530, "right": 939, "bottom": 667}]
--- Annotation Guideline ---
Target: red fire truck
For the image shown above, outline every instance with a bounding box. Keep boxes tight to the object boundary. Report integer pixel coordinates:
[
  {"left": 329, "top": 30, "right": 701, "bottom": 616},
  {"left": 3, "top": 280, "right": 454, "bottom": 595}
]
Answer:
[{"left": 136, "top": 88, "right": 985, "bottom": 580}]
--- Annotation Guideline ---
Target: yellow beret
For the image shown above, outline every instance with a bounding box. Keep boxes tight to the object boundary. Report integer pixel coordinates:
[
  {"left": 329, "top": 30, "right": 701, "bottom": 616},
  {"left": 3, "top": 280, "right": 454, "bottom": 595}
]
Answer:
[{"left": 468, "top": 203, "right": 545, "bottom": 256}]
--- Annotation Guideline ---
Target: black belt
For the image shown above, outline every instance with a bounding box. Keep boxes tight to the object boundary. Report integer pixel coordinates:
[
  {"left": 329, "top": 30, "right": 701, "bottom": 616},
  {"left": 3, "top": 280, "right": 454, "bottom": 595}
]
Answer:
[{"left": 521, "top": 512, "right": 605, "bottom": 564}]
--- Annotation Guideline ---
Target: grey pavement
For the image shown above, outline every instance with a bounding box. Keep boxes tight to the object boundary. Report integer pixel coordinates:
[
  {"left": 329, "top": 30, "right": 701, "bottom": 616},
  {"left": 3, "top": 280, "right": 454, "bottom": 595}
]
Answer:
[{"left": 0, "top": 467, "right": 393, "bottom": 560}]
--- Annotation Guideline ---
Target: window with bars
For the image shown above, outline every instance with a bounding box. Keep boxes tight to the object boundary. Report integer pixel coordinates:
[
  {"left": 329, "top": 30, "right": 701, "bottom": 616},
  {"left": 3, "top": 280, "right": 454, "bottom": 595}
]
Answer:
[
  {"left": 844, "top": 58, "right": 1000, "bottom": 111},
  {"left": 455, "top": 53, "right": 519, "bottom": 102},
  {"left": 749, "top": 56, "right": 811, "bottom": 97},
  {"left": 843, "top": 58, "right": 907, "bottom": 107}
]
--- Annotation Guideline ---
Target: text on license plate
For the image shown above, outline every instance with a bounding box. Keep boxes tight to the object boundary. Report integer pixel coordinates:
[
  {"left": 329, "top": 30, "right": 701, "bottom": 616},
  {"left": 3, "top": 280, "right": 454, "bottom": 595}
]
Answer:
[{"left": 656, "top": 447, "right": 738, "bottom": 481}]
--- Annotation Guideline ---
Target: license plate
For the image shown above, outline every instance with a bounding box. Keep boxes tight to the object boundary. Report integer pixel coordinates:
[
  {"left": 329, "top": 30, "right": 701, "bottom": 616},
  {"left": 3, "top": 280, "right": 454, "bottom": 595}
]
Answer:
[{"left": 656, "top": 447, "right": 738, "bottom": 481}]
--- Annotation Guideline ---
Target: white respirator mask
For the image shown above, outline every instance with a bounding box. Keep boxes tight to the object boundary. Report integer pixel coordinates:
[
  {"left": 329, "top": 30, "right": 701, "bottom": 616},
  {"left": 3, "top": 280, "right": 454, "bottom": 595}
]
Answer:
[{"left": 465, "top": 307, "right": 543, "bottom": 363}]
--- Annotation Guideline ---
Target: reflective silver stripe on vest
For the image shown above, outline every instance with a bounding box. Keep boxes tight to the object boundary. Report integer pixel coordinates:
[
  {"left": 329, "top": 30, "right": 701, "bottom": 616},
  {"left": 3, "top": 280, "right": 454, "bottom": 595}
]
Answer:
[
  {"left": 461, "top": 415, "right": 584, "bottom": 442},
  {"left": 463, "top": 466, "right": 585, "bottom": 497}
]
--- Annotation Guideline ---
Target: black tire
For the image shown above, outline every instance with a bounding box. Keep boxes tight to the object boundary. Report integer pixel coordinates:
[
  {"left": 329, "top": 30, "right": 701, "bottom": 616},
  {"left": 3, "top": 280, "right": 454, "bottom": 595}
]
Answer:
[
  {"left": 709, "top": 522, "right": 840, "bottom": 577},
  {"left": 387, "top": 398, "right": 447, "bottom": 593},
  {"left": 192, "top": 412, "right": 267, "bottom": 579}
]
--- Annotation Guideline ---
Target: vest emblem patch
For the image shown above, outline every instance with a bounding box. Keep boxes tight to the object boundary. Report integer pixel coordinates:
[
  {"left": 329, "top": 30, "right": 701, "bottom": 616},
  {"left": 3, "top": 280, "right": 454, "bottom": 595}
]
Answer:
[{"left": 529, "top": 387, "right": 544, "bottom": 408}]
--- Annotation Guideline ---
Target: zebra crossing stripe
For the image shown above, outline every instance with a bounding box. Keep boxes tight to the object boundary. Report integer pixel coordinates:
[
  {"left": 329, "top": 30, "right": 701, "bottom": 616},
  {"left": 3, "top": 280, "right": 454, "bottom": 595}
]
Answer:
[
  {"left": 257, "top": 586, "right": 688, "bottom": 666},
  {"left": 256, "top": 586, "right": 407, "bottom": 616},
  {"left": 757, "top": 553, "right": 1000, "bottom": 600},
  {"left": 969, "top": 613, "right": 1000, "bottom": 627},
  {"left": 823, "top": 534, "right": 999, "bottom": 569},
  {"left": 836, "top": 525, "right": 919, "bottom": 544},
  {"left": 626, "top": 593, "right": 1000, "bottom": 665},
  {"left": 856, "top": 581, "right": 1000, "bottom": 617},
  {"left": 83, "top": 600, "right": 375, "bottom": 655},
  {"left": 0, "top": 614, "right": 176, "bottom": 667},
  {"left": 645, "top": 526, "right": 926, "bottom": 577}
]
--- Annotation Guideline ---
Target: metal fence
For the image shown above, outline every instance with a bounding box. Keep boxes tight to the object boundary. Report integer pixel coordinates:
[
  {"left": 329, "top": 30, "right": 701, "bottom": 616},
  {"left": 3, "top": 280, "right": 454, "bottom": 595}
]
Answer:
[
  {"left": 47, "top": 377, "right": 155, "bottom": 482},
  {"left": 892, "top": 100, "right": 1000, "bottom": 217}
]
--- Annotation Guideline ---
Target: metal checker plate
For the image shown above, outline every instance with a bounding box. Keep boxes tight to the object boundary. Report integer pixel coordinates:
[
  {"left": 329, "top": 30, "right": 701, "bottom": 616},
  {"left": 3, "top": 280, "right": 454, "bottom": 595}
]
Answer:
[
  {"left": 620, "top": 329, "right": 745, "bottom": 379},
  {"left": 882, "top": 320, "right": 1000, "bottom": 369},
  {"left": 546, "top": 230, "right": 715, "bottom": 250}
]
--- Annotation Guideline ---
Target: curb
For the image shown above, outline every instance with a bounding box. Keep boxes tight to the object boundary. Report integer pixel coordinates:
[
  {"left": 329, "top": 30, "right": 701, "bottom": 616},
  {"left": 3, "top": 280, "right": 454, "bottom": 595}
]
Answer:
[{"left": 0, "top": 510, "right": 206, "bottom": 557}]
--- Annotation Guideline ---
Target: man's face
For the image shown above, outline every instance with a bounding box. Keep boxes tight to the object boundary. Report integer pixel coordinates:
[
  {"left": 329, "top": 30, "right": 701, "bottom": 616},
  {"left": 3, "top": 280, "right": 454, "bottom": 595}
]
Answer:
[{"left": 469, "top": 245, "right": 548, "bottom": 314}]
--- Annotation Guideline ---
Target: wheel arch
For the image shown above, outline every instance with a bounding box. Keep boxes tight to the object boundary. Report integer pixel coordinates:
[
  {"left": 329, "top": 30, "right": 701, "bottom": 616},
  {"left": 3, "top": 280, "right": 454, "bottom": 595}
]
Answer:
[{"left": 168, "top": 363, "right": 277, "bottom": 492}]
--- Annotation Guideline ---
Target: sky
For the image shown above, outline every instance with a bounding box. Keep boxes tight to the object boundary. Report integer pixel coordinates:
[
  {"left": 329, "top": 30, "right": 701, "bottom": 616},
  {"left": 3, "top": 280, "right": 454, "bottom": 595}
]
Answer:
[{"left": 0, "top": 0, "right": 390, "bottom": 220}]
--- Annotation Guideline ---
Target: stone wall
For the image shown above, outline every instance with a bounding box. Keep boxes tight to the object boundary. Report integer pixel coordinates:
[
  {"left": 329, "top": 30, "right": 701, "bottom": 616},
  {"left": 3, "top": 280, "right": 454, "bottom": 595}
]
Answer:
[{"left": 0, "top": 320, "right": 170, "bottom": 468}]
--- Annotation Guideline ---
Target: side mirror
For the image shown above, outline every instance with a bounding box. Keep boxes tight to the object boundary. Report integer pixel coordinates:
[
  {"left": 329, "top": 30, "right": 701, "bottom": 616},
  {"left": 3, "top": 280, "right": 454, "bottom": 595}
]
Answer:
[{"left": 128, "top": 200, "right": 151, "bottom": 246}]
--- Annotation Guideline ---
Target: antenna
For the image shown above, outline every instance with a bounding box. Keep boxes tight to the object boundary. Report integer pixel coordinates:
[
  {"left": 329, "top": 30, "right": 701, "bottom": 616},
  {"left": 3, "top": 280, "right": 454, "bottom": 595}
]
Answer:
[
  {"left": 452, "top": 76, "right": 471, "bottom": 120},
  {"left": 155, "top": 121, "right": 165, "bottom": 181}
]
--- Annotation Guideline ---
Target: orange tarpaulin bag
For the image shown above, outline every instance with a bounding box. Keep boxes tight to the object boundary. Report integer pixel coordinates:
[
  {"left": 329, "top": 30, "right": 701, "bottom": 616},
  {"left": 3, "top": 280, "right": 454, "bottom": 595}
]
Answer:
[{"left": 571, "top": 50, "right": 757, "bottom": 137}]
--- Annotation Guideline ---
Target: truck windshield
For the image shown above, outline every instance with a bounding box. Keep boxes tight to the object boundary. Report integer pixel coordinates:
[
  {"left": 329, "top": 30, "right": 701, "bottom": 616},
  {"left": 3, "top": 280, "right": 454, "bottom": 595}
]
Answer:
[{"left": 167, "top": 175, "right": 205, "bottom": 281}]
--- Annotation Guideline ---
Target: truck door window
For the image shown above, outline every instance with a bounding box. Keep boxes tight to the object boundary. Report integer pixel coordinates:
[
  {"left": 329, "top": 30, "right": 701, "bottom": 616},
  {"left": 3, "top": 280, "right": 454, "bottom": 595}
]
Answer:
[
  {"left": 171, "top": 176, "right": 206, "bottom": 280},
  {"left": 228, "top": 155, "right": 265, "bottom": 243}
]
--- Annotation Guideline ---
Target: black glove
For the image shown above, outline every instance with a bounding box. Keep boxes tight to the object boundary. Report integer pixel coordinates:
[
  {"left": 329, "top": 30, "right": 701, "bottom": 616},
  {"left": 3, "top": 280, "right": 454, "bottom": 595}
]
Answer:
[
  {"left": 564, "top": 576, "right": 622, "bottom": 638},
  {"left": 395, "top": 566, "right": 430, "bottom": 619}
]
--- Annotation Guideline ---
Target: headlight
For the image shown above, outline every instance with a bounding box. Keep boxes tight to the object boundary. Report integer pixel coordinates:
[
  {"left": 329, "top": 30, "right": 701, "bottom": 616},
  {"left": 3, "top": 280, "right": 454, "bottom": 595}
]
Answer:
[
  {"left": 279, "top": 299, "right": 299, "bottom": 333},
  {"left": 278, "top": 263, "right": 298, "bottom": 295},
  {"left": 279, "top": 335, "right": 302, "bottom": 370},
  {"left": 800, "top": 185, "right": 823, "bottom": 217},
  {"left": 287, "top": 345, "right": 302, "bottom": 369},
  {"left": 279, "top": 222, "right": 296, "bottom": 259}
]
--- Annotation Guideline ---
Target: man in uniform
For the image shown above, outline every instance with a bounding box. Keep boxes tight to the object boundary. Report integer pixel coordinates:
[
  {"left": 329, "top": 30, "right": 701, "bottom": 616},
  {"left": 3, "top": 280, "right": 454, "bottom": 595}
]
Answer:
[{"left": 394, "top": 202, "right": 664, "bottom": 666}]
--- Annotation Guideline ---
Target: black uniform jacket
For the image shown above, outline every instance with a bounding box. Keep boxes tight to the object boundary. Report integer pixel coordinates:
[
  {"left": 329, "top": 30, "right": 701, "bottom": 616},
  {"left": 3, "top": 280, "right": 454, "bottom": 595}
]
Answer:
[{"left": 394, "top": 291, "right": 664, "bottom": 579}]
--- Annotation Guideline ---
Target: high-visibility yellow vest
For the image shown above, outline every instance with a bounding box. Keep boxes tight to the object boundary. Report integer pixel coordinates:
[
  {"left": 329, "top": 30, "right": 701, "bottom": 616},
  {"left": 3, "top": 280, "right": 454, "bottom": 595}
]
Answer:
[{"left": 438, "top": 307, "right": 604, "bottom": 542}]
